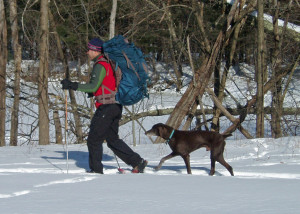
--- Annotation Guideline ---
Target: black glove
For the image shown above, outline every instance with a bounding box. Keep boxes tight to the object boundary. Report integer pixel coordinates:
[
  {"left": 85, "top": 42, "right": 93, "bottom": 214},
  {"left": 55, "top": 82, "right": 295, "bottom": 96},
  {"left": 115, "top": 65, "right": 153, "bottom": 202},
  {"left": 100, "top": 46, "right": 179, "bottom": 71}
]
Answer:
[
  {"left": 87, "top": 93, "right": 94, "bottom": 98},
  {"left": 61, "top": 78, "right": 78, "bottom": 90}
]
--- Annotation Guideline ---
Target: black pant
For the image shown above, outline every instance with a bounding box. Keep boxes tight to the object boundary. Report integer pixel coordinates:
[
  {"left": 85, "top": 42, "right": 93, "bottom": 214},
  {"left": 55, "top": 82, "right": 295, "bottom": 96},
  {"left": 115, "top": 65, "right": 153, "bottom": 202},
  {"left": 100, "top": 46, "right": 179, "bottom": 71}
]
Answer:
[{"left": 87, "top": 104, "right": 142, "bottom": 173}]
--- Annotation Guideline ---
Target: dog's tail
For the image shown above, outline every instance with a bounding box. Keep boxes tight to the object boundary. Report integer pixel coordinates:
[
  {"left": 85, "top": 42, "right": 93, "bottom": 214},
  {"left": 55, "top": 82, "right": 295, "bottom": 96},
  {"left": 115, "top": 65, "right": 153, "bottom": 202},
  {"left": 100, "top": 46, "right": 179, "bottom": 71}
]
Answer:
[{"left": 222, "top": 133, "right": 232, "bottom": 139}]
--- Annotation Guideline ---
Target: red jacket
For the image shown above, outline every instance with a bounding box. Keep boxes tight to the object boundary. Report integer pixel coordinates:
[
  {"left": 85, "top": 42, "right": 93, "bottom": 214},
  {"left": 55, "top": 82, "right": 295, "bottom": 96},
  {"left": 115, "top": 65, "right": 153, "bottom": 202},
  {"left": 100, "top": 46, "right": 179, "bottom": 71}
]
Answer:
[{"left": 93, "top": 56, "right": 116, "bottom": 108}]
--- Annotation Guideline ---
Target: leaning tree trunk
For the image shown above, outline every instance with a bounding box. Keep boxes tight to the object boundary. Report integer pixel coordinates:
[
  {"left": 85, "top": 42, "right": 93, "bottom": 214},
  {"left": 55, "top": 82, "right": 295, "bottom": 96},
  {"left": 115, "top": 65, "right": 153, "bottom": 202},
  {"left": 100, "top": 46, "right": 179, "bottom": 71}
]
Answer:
[
  {"left": 161, "top": 1, "right": 257, "bottom": 139},
  {"left": 9, "top": 0, "right": 22, "bottom": 146},
  {"left": 38, "top": 0, "right": 50, "bottom": 145},
  {"left": 0, "top": 0, "right": 7, "bottom": 147},
  {"left": 162, "top": 32, "right": 225, "bottom": 136}
]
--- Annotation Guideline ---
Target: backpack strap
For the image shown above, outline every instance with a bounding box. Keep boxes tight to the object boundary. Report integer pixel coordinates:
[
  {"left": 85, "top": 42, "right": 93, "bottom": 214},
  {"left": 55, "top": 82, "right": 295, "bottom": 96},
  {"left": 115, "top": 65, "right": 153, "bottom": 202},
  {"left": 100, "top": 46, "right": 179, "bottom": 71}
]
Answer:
[
  {"left": 122, "top": 51, "right": 141, "bottom": 80},
  {"left": 94, "top": 85, "right": 117, "bottom": 105},
  {"left": 94, "top": 57, "right": 110, "bottom": 76}
]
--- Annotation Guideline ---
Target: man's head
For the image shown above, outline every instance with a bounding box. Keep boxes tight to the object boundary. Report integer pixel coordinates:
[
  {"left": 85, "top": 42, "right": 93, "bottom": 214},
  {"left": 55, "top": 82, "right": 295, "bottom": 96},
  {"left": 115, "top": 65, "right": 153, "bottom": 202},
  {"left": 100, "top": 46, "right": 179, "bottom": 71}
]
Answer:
[{"left": 87, "top": 38, "right": 104, "bottom": 60}]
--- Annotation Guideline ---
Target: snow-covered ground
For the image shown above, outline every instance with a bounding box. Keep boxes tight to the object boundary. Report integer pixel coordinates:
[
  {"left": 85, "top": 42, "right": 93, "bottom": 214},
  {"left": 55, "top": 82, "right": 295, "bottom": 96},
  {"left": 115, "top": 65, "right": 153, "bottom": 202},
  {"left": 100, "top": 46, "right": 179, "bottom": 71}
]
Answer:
[
  {"left": 0, "top": 136, "right": 300, "bottom": 214},
  {"left": 2, "top": 58, "right": 300, "bottom": 213}
]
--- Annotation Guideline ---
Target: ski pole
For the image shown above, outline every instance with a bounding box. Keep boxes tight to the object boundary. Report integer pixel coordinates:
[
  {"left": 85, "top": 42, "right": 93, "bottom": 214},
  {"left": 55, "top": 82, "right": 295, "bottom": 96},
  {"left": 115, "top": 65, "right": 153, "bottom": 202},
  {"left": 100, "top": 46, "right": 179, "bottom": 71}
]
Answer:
[
  {"left": 113, "top": 153, "right": 125, "bottom": 174},
  {"left": 64, "top": 89, "right": 69, "bottom": 173}
]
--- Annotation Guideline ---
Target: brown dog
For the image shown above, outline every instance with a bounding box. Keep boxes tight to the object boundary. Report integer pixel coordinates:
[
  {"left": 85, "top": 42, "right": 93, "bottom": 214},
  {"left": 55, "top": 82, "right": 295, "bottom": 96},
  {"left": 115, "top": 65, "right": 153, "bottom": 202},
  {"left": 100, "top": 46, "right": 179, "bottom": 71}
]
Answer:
[{"left": 145, "top": 123, "right": 234, "bottom": 176}]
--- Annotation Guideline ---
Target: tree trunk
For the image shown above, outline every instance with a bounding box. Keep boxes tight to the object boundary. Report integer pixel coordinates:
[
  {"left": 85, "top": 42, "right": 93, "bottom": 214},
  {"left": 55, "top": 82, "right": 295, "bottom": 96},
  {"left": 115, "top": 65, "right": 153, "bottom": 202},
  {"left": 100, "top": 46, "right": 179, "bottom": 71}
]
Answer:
[
  {"left": 163, "top": 2, "right": 183, "bottom": 90},
  {"left": 0, "top": 0, "right": 7, "bottom": 147},
  {"left": 165, "top": 2, "right": 238, "bottom": 129},
  {"left": 271, "top": 0, "right": 282, "bottom": 138},
  {"left": 38, "top": 0, "right": 50, "bottom": 145},
  {"left": 163, "top": 32, "right": 224, "bottom": 135},
  {"left": 156, "top": 0, "right": 257, "bottom": 143},
  {"left": 49, "top": 9, "right": 84, "bottom": 144},
  {"left": 211, "top": 14, "right": 247, "bottom": 132},
  {"left": 271, "top": 0, "right": 293, "bottom": 138},
  {"left": 222, "top": 53, "right": 300, "bottom": 137},
  {"left": 211, "top": 57, "right": 222, "bottom": 132},
  {"left": 109, "top": 0, "right": 117, "bottom": 39},
  {"left": 256, "top": 0, "right": 265, "bottom": 138},
  {"left": 9, "top": 0, "right": 22, "bottom": 146},
  {"left": 53, "top": 109, "right": 63, "bottom": 144},
  {"left": 69, "top": 90, "right": 84, "bottom": 143}
]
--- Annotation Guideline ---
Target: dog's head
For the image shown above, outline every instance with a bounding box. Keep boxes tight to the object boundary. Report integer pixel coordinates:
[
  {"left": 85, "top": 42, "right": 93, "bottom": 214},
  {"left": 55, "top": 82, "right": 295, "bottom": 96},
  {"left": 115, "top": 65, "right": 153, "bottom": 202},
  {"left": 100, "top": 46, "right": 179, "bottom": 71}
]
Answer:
[{"left": 145, "top": 123, "right": 171, "bottom": 139}]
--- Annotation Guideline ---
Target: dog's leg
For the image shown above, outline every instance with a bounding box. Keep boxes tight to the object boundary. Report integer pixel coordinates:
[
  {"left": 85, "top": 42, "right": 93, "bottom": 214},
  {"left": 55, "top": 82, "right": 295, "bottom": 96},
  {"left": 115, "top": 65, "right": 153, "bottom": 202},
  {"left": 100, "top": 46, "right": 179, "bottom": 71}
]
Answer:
[
  {"left": 209, "top": 153, "right": 216, "bottom": 176},
  {"left": 155, "top": 152, "right": 177, "bottom": 171},
  {"left": 182, "top": 154, "right": 192, "bottom": 174},
  {"left": 216, "top": 154, "right": 234, "bottom": 176}
]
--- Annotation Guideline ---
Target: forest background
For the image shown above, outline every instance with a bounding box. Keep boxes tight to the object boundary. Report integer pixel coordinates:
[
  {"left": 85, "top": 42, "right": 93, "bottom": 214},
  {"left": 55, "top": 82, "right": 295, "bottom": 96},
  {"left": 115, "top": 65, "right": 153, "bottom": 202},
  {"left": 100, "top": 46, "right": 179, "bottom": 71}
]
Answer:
[{"left": 0, "top": 0, "right": 299, "bottom": 147}]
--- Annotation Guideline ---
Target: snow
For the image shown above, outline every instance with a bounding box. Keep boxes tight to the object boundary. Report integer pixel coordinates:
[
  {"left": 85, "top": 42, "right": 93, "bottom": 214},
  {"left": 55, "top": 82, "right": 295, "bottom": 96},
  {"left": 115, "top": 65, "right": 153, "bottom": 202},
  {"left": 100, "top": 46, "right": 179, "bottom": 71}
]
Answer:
[
  {"left": 1, "top": 136, "right": 300, "bottom": 213},
  {"left": 226, "top": 0, "right": 300, "bottom": 33},
  {"left": 3, "top": 19, "right": 300, "bottom": 213},
  {"left": 3, "top": 56, "right": 300, "bottom": 213}
]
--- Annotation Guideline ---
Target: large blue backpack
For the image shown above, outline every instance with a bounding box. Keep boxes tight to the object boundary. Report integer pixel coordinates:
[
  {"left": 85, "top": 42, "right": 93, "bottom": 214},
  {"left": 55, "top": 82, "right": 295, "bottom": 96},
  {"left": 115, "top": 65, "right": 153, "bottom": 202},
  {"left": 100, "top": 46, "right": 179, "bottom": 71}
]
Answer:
[{"left": 102, "top": 35, "right": 149, "bottom": 106}]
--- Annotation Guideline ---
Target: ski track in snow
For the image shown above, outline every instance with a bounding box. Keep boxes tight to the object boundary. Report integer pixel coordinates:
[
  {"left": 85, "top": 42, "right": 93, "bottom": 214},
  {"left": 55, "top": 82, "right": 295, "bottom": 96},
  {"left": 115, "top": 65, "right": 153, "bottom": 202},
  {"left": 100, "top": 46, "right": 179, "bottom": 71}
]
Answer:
[
  {"left": 0, "top": 190, "right": 31, "bottom": 199},
  {"left": 1, "top": 168, "right": 299, "bottom": 200},
  {"left": 0, "top": 175, "right": 98, "bottom": 199},
  {"left": 34, "top": 176, "right": 97, "bottom": 187},
  {"left": 1, "top": 140, "right": 299, "bottom": 201}
]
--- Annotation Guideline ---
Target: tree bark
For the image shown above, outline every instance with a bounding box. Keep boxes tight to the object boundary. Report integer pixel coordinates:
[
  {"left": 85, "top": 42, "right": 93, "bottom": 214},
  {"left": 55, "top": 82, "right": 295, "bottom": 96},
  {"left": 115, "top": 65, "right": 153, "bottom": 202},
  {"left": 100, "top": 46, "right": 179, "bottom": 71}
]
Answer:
[
  {"left": 211, "top": 14, "right": 247, "bottom": 132},
  {"left": 0, "top": 0, "right": 7, "bottom": 147},
  {"left": 109, "top": 0, "right": 117, "bottom": 39},
  {"left": 256, "top": 0, "right": 265, "bottom": 137},
  {"left": 271, "top": 0, "right": 282, "bottom": 138},
  {"left": 9, "top": 0, "right": 22, "bottom": 146},
  {"left": 38, "top": 0, "right": 50, "bottom": 145},
  {"left": 53, "top": 109, "right": 62, "bottom": 144}
]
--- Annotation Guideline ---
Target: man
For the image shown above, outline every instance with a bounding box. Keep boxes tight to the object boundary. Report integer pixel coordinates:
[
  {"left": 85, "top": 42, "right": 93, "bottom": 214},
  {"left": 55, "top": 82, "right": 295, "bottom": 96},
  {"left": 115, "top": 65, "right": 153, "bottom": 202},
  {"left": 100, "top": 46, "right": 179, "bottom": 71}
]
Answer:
[{"left": 61, "top": 38, "right": 147, "bottom": 174}]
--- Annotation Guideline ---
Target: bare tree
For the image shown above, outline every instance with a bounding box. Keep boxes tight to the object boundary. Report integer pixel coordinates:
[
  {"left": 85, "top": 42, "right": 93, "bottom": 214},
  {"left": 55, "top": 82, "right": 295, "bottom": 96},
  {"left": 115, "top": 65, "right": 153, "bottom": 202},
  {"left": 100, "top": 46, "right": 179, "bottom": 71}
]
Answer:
[
  {"left": 256, "top": 0, "right": 265, "bottom": 138},
  {"left": 160, "top": 0, "right": 257, "bottom": 141},
  {"left": 211, "top": 0, "right": 248, "bottom": 132},
  {"left": 270, "top": 0, "right": 296, "bottom": 138},
  {"left": 162, "top": 2, "right": 184, "bottom": 90},
  {"left": 38, "top": 0, "right": 50, "bottom": 145},
  {"left": 0, "top": 0, "right": 7, "bottom": 147},
  {"left": 48, "top": 9, "right": 84, "bottom": 144},
  {"left": 271, "top": 0, "right": 283, "bottom": 138},
  {"left": 9, "top": 0, "right": 22, "bottom": 146},
  {"left": 109, "top": 0, "right": 118, "bottom": 39}
]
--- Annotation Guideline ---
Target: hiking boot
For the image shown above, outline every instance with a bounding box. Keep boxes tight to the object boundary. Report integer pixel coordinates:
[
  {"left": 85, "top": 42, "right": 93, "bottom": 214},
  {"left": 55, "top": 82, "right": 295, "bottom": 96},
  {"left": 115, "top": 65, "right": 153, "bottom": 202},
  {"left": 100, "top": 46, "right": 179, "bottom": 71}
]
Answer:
[
  {"left": 132, "top": 159, "right": 148, "bottom": 173},
  {"left": 86, "top": 169, "right": 103, "bottom": 174}
]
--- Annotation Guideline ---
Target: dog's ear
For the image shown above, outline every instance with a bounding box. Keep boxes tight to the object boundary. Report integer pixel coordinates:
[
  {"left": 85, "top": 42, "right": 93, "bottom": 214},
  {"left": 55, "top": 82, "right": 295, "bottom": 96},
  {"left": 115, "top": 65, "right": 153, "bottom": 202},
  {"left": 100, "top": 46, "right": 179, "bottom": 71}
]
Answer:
[{"left": 157, "top": 125, "right": 166, "bottom": 138}]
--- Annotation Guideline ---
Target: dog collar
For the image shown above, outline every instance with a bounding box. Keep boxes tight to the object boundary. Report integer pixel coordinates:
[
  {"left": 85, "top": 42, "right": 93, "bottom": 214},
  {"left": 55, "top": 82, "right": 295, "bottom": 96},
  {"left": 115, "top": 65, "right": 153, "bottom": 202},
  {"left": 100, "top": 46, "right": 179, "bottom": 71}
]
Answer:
[{"left": 165, "top": 129, "right": 175, "bottom": 144}]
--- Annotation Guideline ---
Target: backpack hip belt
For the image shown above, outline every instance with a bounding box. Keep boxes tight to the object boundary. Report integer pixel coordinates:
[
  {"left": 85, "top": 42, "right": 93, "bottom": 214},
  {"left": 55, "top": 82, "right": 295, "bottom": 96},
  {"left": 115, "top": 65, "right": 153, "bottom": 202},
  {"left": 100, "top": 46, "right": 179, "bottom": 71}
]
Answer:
[{"left": 94, "top": 85, "right": 118, "bottom": 105}]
